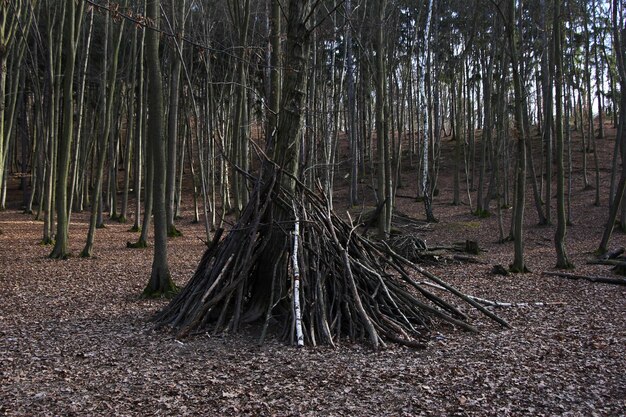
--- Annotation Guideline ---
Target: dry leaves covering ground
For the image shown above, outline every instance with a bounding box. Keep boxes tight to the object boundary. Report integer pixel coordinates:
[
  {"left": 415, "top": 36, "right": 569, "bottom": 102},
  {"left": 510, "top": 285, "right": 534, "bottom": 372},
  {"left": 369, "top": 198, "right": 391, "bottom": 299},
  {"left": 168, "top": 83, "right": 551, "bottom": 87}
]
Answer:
[{"left": 1, "top": 128, "right": 626, "bottom": 416}]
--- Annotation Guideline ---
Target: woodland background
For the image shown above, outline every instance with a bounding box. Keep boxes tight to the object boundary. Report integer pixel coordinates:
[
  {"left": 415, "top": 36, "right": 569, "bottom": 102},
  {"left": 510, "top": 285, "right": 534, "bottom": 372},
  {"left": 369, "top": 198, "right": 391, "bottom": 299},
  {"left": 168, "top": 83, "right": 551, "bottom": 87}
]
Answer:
[
  {"left": 0, "top": 0, "right": 625, "bottom": 271},
  {"left": 0, "top": 0, "right": 625, "bottom": 414}
]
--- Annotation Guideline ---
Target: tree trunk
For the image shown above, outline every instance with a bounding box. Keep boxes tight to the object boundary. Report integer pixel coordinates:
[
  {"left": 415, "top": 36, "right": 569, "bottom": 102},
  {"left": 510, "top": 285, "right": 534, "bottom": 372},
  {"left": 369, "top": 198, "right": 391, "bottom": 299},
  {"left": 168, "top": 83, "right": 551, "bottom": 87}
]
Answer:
[
  {"left": 0, "top": 0, "right": 22, "bottom": 205},
  {"left": 69, "top": 8, "right": 94, "bottom": 219},
  {"left": 419, "top": 0, "right": 436, "bottom": 222},
  {"left": 584, "top": 8, "right": 601, "bottom": 205},
  {"left": 553, "top": 0, "right": 572, "bottom": 269},
  {"left": 541, "top": 0, "right": 553, "bottom": 225},
  {"left": 374, "top": 0, "right": 391, "bottom": 238},
  {"left": 143, "top": 0, "right": 177, "bottom": 297},
  {"left": 50, "top": 0, "right": 78, "bottom": 259},
  {"left": 120, "top": 38, "right": 137, "bottom": 224},
  {"left": 477, "top": 52, "right": 493, "bottom": 214},
  {"left": 346, "top": 0, "right": 358, "bottom": 206},
  {"left": 166, "top": 0, "right": 185, "bottom": 236},
  {"left": 507, "top": 0, "right": 528, "bottom": 273},
  {"left": 592, "top": 0, "right": 604, "bottom": 141},
  {"left": 132, "top": 14, "right": 146, "bottom": 233},
  {"left": 81, "top": 10, "right": 125, "bottom": 256},
  {"left": 453, "top": 80, "right": 461, "bottom": 206},
  {"left": 42, "top": 6, "right": 65, "bottom": 245},
  {"left": 598, "top": 0, "right": 626, "bottom": 253}
]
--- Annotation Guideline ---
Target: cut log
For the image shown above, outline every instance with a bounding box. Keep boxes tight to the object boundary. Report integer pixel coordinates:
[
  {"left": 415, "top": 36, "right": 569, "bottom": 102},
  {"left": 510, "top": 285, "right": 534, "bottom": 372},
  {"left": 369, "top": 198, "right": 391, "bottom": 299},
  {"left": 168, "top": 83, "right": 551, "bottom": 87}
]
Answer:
[
  {"left": 465, "top": 240, "right": 480, "bottom": 255},
  {"left": 543, "top": 271, "right": 626, "bottom": 286}
]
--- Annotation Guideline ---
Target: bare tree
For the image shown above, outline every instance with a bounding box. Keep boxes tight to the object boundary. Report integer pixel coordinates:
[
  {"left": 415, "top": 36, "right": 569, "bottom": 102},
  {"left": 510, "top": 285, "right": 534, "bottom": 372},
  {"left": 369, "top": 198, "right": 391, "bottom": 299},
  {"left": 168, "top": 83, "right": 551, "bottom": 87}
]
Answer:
[
  {"left": 553, "top": 0, "right": 573, "bottom": 269},
  {"left": 505, "top": 0, "right": 529, "bottom": 273},
  {"left": 50, "top": 0, "right": 82, "bottom": 259},
  {"left": 598, "top": 0, "right": 626, "bottom": 253},
  {"left": 143, "top": 0, "right": 177, "bottom": 296},
  {"left": 165, "top": 0, "right": 185, "bottom": 236},
  {"left": 419, "top": 0, "right": 436, "bottom": 222}
]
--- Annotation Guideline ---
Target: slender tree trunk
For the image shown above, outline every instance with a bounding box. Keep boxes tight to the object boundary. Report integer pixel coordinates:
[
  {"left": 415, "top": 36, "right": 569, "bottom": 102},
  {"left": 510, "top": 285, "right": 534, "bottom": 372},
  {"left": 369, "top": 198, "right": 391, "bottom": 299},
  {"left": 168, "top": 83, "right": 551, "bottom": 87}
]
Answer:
[
  {"left": 166, "top": 0, "right": 185, "bottom": 236},
  {"left": 144, "top": 0, "right": 176, "bottom": 296},
  {"left": 477, "top": 53, "right": 493, "bottom": 214},
  {"left": 185, "top": 114, "right": 199, "bottom": 223},
  {"left": 346, "top": 0, "right": 358, "bottom": 206},
  {"left": 80, "top": 12, "right": 109, "bottom": 258},
  {"left": 174, "top": 114, "right": 186, "bottom": 219},
  {"left": 120, "top": 58, "right": 136, "bottom": 223},
  {"left": 553, "top": 0, "right": 572, "bottom": 269},
  {"left": 133, "top": 103, "right": 153, "bottom": 247},
  {"left": 566, "top": 66, "right": 574, "bottom": 225},
  {"left": 69, "top": 8, "right": 94, "bottom": 218},
  {"left": 3, "top": 12, "right": 30, "bottom": 210},
  {"left": 42, "top": 7, "right": 65, "bottom": 245},
  {"left": 132, "top": 15, "right": 146, "bottom": 233},
  {"left": 541, "top": 0, "right": 553, "bottom": 225},
  {"left": 375, "top": 0, "right": 391, "bottom": 237},
  {"left": 50, "top": 0, "right": 78, "bottom": 259},
  {"left": 593, "top": 0, "right": 604, "bottom": 141},
  {"left": 0, "top": 0, "right": 22, "bottom": 205},
  {"left": 81, "top": 11, "right": 125, "bottom": 256},
  {"left": 584, "top": 9, "right": 601, "bottom": 204},
  {"left": 452, "top": 80, "right": 461, "bottom": 206},
  {"left": 599, "top": 0, "right": 626, "bottom": 252},
  {"left": 266, "top": 0, "right": 281, "bottom": 147},
  {"left": 507, "top": 0, "right": 528, "bottom": 273},
  {"left": 466, "top": 61, "right": 475, "bottom": 193},
  {"left": 18, "top": 71, "right": 29, "bottom": 210},
  {"left": 108, "top": 93, "right": 121, "bottom": 221},
  {"left": 524, "top": 96, "right": 547, "bottom": 225},
  {"left": 420, "top": 0, "right": 436, "bottom": 222},
  {"left": 578, "top": 85, "right": 590, "bottom": 188}
]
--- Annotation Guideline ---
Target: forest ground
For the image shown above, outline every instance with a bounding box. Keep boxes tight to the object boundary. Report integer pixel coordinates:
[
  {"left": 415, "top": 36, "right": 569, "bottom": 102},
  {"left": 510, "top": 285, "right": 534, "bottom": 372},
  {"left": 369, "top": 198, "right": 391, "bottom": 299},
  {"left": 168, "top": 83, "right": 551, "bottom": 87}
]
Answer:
[{"left": 1, "top": 124, "right": 625, "bottom": 416}]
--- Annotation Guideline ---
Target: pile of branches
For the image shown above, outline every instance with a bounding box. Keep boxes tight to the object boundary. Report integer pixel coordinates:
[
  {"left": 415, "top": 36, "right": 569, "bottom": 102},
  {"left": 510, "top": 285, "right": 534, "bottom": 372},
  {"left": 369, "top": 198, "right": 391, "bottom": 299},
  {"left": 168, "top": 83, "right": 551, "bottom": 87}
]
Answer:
[
  {"left": 153, "top": 168, "right": 509, "bottom": 350},
  {"left": 387, "top": 234, "right": 428, "bottom": 263},
  {"left": 359, "top": 208, "right": 431, "bottom": 236}
]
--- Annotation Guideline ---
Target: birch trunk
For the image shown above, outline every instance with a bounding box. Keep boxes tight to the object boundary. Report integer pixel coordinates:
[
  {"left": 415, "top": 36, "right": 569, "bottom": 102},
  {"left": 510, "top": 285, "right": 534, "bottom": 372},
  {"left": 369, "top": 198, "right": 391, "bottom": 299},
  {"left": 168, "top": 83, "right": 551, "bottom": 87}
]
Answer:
[{"left": 420, "top": 0, "right": 436, "bottom": 222}]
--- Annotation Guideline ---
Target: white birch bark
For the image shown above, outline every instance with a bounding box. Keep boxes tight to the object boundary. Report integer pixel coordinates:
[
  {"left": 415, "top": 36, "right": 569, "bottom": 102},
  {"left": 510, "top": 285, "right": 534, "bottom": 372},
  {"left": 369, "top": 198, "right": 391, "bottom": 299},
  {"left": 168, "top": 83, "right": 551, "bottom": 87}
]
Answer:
[
  {"left": 419, "top": 0, "right": 435, "bottom": 221},
  {"left": 292, "top": 206, "right": 304, "bottom": 347}
]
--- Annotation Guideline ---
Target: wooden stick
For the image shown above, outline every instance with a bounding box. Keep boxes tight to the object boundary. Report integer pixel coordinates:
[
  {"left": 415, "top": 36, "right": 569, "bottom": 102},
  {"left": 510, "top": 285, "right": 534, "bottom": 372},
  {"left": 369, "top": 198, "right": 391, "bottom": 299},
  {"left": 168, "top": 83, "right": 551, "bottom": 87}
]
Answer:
[
  {"left": 381, "top": 242, "right": 512, "bottom": 329},
  {"left": 292, "top": 203, "right": 304, "bottom": 347},
  {"left": 543, "top": 271, "right": 626, "bottom": 286},
  {"left": 419, "top": 281, "right": 565, "bottom": 307}
]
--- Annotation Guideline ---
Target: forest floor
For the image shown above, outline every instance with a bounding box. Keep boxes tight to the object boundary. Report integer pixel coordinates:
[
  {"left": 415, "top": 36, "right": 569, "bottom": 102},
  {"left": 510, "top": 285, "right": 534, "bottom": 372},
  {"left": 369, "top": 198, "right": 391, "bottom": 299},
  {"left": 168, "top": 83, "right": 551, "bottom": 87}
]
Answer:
[{"left": 1, "top": 124, "right": 626, "bottom": 416}]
